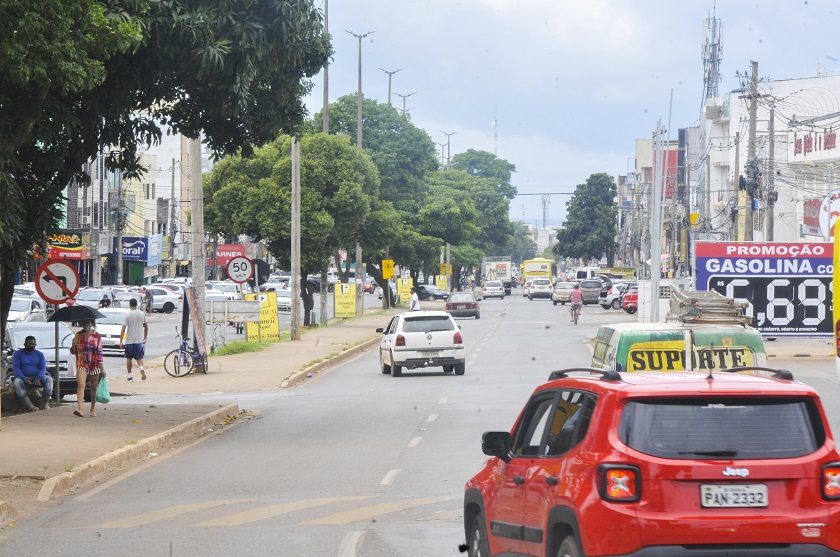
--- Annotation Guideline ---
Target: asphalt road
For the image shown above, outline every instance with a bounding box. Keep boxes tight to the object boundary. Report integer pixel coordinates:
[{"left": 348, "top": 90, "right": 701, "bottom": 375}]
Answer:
[{"left": 5, "top": 293, "right": 840, "bottom": 556}]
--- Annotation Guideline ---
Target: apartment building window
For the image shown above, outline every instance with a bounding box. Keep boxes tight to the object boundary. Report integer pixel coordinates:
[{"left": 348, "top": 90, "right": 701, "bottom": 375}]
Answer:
[{"left": 144, "top": 183, "right": 155, "bottom": 200}]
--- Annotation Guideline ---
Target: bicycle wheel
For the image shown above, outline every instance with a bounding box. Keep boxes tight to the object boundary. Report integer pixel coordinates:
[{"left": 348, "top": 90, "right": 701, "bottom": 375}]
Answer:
[{"left": 164, "top": 349, "right": 194, "bottom": 377}]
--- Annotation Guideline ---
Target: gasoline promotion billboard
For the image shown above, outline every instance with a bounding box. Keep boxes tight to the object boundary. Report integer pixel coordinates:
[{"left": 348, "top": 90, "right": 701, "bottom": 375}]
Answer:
[{"left": 695, "top": 242, "right": 833, "bottom": 336}]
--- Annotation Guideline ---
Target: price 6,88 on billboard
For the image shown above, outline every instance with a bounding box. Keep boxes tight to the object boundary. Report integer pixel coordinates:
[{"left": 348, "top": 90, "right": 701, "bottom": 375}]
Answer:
[{"left": 695, "top": 242, "right": 833, "bottom": 336}]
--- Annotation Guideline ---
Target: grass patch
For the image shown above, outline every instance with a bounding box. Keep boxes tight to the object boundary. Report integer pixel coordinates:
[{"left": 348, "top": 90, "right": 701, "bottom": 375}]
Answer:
[{"left": 213, "top": 340, "right": 275, "bottom": 356}]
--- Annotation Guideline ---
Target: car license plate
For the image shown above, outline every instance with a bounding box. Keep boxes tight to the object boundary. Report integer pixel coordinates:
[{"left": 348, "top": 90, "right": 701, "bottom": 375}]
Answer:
[
  {"left": 422, "top": 351, "right": 441, "bottom": 358},
  {"left": 456, "top": 304, "right": 465, "bottom": 309},
  {"left": 701, "top": 484, "right": 768, "bottom": 508}
]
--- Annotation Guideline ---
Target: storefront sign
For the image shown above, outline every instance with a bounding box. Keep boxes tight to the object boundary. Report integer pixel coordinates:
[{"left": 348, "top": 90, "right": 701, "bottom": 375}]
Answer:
[
  {"left": 216, "top": 243, "right": 246, "bottom": 266},
  {"left": 47, "top": 229, "right": 91, "bottom": 260}
]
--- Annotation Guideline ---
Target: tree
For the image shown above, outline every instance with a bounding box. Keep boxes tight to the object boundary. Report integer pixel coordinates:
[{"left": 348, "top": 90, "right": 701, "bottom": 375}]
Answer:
[
  {"left": 311, "top": 96, "right": 438, "bottom": 215},
  {"left": 504, "top": 222, "right": 537, "bottom": 264},
  {"left": 0, "top": 0, "right": 329, "bottom": 336},
  {"left": 553, "top": 173, "right": 618, "bottom": 265},
  {"left": 204, "top": 133, "right": 380, "bottom": 324},
  {"left": 451, "top": 149, "right": 517, "bottom": 199}
]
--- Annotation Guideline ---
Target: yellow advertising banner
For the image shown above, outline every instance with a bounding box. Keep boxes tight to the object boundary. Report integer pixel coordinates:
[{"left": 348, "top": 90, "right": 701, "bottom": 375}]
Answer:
[
  {"left": 334, "top": 283, "right": 357, "bottom": 318},
  {"left": 397, "top": 277, "right": 413, "bottom": 303},
  {"left": 382, "top": 259, "right": 395, "bottom": 279},
  {"left": 436, "top": 275, "right": 448, "bottom": 290},
  {"left": 626, "top": 340, "right": 754, "bottom": 372},
  {"left": 439, "top": 263, "right": 452, "bottom": 275},
  {"left": 245, "top": 292, "right": 280, "bottom": 342}
]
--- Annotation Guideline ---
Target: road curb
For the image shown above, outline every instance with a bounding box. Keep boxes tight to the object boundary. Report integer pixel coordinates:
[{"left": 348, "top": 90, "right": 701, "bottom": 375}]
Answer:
[
  {"left": 280, "top": 336, "right": 381, "bottom": 388},
  {"left": 36, "top": 403, "right": 240, "bottom": 502}
]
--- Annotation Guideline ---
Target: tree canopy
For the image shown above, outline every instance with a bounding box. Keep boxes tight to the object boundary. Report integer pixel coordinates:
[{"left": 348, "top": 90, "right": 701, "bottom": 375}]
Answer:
[
  {"left": 553, "top": 173, "right": 618, "bottom": 265},
  {"left": 0, "top": 0, "right": 330, "bottom": 332},
  {"left": 451, "top": 149, "right": 517, "bottom": 199}
]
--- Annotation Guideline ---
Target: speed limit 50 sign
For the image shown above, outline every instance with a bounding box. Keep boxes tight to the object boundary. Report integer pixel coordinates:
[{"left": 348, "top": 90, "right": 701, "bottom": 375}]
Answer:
[{"left": 226, "top": 255, "right": 254, "bottom": 284}]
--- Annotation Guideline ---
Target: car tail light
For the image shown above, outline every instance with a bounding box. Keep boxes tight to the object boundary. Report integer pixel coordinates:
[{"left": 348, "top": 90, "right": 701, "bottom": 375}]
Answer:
[
  {"left": 453, "top": 331, "right": 463, "bottom": 344},
  {"left": 597, "top": 464, "right": 640, "bottom": 502},
  {"left": 395, "top": 334, "right": 406, "bottom": 347},
  {"left": 822, "top": 463, "right": 840, "bottom": 499}
]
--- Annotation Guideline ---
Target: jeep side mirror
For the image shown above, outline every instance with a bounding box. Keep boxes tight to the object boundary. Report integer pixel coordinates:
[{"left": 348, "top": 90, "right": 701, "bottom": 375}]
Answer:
[{"left": 482, "top": 431, "right": 512, "bottom": 463}]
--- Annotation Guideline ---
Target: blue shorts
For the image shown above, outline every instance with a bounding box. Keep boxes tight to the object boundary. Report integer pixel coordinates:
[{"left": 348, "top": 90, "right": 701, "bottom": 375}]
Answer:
[{"left": 124, "top": 343, "right": 145, "bottom": 361}]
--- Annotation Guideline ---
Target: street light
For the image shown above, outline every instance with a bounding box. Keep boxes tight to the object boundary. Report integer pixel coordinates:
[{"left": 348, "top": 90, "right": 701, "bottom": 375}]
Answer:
[
  {"left": 394, "top": 91, "right": 416, "bottom": 117},
  {"left": 378, "top": 67, "right": 402, "bottom": 106},
  {"left": 345, "top": 29, "right": 375, "bottom": 148},
  {"left": 441, "top": 130, "right": 456, "bottom": 169}
]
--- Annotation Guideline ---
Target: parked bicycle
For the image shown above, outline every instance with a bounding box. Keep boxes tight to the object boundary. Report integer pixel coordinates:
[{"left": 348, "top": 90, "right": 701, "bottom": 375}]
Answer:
[{"left": 164, "top": 328, "right": 208, "bottom": 377}]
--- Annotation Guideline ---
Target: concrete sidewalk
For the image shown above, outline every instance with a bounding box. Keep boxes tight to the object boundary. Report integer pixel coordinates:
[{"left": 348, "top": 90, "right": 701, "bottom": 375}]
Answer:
[{"left": 0, "top": 306, "right": 401, "bottom": 523}]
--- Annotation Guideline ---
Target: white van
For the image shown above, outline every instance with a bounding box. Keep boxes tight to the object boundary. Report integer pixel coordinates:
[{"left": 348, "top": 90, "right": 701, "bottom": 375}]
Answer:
[{"left": 575, "top": 267, "right": 600, "bottom": 280}]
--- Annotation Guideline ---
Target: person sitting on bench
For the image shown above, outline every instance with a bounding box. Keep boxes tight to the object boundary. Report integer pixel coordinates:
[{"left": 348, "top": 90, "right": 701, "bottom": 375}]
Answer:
[{"left": 11, "top": 335, "right": 52, "bottom": 411}]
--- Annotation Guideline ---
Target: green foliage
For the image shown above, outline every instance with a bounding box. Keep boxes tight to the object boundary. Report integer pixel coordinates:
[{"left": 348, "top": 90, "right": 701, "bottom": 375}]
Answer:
[
  {"left": 451, "top": 149, "right": 517, "bottom": 199},
  {"left": 553, "top": 173, "right": 618, "bottom": 265},
  {"left": 214, "top": 339, "right": 275, "bottom": 356},
  {"left": 0, "top": 0, "right": 331, "bottom": 334},
  {"left": 312, "top": 96, "right": 438, "bottom": 214},
  {"left": 504, "top": 221, "right": 538, "bottom": 263}
]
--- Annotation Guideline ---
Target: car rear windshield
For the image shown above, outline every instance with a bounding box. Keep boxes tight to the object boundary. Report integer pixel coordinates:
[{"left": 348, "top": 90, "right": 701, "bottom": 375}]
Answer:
[
  {"left": 485, "top": 281, "right": 502, "bottom": 287},
  {"left": 448, "top": 293, "right": 473, "bottom": 303},
  {"left": 533, "top": 279, "right": 550, "bottom": 285},
  {"left": 402, "top": 316, "right": 455, "bottom": 333},
  {"left": 619, "top": 397, "right": 824, "bottom": 459}
]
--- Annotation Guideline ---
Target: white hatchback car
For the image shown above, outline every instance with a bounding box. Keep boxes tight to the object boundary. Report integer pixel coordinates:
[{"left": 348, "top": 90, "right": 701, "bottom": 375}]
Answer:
[
  {"left": 528, "top": 277, "right": 553, "bottom": 300},
  {"left": 482, "top": 280, "right": 505, "bottom": 299},
  {"left": 376, "top": 311, "right": 466, "bottom": 377},
  {"left": 96, "top": 308, "right": 132, "bottom": 354}
]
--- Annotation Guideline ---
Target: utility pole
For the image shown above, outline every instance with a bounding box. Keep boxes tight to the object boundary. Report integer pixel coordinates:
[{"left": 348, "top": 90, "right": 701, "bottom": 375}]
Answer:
[
  {"left": 115, "top": 175, "right": 124, "bottom": 286},
  {"left": 733, "top": 130, "right": 741, "bottom": 240},
  {"left": 436, "top": 142, "right": 447, "bottom": 165},
  {"left": 441, "top": 130, "right": 456, "bottom": 169},
  {"left": 347, "top": 29, "right": 373, "bottom": 319},
  {"left": 378, "top": 67, "right": 402, "bottom": 106},
  {"left": 188, "top": 137, "right": 207, "bottom": 361},
  {"left": 322, "top": 0, "right": 329, "bottom": 134},
  {"left": 320, "top": 0, "right": 329, "bottom": 326},
  {"left": 394, "top": 91, "right": 415, "bottom": 117},
  {"left": 767, "top": 105, "right": 776, "bottom": 241},
  {"left": 745, "top": 60, "right": 758, "bottom": 241},
  {"left": 169, "top": 158, "right": 177, "bottom": 278},
  {"left": 291, "top": 137, "right": 301, "bottom": 340},
  {"left": 346, "top": 29, "right": 374, "bottom": 149}
]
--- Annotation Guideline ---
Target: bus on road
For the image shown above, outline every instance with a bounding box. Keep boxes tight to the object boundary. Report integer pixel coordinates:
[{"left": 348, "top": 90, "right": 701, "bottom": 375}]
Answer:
[{"left": 520, "top": 258, "right": 556, "bottom": 285}]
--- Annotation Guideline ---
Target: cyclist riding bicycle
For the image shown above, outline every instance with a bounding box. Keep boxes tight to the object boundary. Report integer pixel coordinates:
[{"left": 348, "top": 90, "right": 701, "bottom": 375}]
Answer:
[{"left": 569, "top": 283, "right": 584, "bottom": 323}]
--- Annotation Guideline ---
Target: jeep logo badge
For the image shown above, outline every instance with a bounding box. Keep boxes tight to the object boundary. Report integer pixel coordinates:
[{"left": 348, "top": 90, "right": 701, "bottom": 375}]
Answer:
[{"left": 722, "top": 466, "right": 749, "bottom": 477}]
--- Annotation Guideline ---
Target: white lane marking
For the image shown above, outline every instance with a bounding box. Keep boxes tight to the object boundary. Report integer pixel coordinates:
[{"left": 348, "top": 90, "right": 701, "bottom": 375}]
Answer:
[
  {"left": 407, "top": 436, "right": 423, "bottom": 448},
  {"left": 426, "top": 413, "right": 439, "bottom": 423},
  {"left": 380, "top": 469, "right": 401, "bottom": 486},
  {"left": 338, "top": 530, "right": 365, "bottom": 557},
  {"left": 439, "top": 397, "right": 448, "bottom": 404}
]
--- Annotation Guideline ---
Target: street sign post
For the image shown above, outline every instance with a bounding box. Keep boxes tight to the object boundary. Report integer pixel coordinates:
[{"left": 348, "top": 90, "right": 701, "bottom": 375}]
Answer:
[
  {"left": 35, "top": 259, "right": 80, "bottom": 304},
  {"left": 226, "top": 255, "right": 254, "bottom": 284},
  {"left": 34, "top": 259, "right": 81, "bottom": 404}
]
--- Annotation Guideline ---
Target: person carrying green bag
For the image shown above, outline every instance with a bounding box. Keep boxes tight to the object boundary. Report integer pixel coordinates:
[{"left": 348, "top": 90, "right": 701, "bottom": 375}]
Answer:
[
  {"left": 71, "top": 320, "right": 107, "bottom": 417},
  {"left": 95, "top": 375, "right": 110, "bottom": 404}
]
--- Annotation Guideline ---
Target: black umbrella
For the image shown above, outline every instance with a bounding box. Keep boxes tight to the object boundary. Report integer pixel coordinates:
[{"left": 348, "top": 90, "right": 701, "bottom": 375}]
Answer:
[{"left": 48, "top": 305, "right": 107, "bottom": 322}]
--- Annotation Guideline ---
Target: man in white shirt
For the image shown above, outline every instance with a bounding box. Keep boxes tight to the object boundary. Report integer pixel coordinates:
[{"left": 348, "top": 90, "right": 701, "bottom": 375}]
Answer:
[
  {"left": 119, "top": 298, "right": 148, "bottom": 382},
  {"left": 409, "top": 287, "right": 421, "bottom": 311}
]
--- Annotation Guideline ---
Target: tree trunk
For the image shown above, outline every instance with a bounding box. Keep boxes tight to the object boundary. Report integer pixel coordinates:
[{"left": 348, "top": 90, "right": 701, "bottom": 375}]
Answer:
[
  {"left": 300, "top": 272, "right": 314, "bottom": 326},
  {"left": 0, "top": 261, "right": 16, "bottom": 344}
]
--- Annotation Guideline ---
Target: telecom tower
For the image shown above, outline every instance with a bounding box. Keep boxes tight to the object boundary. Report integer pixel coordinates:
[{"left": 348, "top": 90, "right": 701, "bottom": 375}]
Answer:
[{"left": 702, "top": 11, "right": 722, "bottom": 100}]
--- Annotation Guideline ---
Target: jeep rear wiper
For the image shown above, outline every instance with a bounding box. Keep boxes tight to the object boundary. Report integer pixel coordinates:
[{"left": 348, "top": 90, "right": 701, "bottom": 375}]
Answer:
[{"left": 677, "top": 449, "right": 738, "bottom": 457}]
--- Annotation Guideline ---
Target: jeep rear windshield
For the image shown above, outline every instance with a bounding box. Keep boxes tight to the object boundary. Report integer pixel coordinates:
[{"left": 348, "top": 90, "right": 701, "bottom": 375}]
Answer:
[
  {"left": 619, "top": 397, "right": 824, "bottom": 459},
  {"left": 402, "top": 316, "right": 455, "bottom": 333}
]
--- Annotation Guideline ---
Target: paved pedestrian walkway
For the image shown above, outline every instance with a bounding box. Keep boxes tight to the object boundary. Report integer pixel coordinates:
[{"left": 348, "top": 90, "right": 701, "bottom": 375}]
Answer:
[{"left": 0, "top": 306, "right": 402, "bottom": 522}]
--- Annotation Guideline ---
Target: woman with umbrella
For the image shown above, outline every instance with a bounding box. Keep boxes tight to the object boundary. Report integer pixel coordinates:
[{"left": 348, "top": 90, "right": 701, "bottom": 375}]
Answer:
[{"left": 51, "top": 305, "right": 107, "bottom": 417}]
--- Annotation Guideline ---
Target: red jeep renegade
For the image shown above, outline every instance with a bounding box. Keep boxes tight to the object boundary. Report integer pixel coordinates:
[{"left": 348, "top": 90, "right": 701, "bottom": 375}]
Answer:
[{"left": 463, "top": 368, "right": 840, "bottom": 557}]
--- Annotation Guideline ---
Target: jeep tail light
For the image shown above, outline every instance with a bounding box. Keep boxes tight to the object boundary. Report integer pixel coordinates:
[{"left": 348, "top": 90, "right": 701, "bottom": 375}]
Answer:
[
  {"left": 453, "top": 331, "right": 463, "bottom": 344},
  {"left": 597, "top": 464, "right": 641, "bottom": 502},
  {"left": 822, "top": 463, "right": 840, "bottom": 499},
  {"left": 395, "top": 334, "right": 406, "bottom": 347}
]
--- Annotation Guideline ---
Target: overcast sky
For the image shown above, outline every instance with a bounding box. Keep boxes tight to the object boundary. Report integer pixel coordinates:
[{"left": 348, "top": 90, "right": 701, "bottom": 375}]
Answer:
[{"left": 304, "top": 0, "right": 840, "bottom": 227}]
